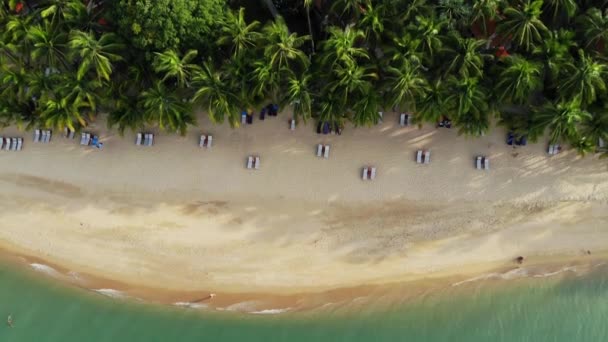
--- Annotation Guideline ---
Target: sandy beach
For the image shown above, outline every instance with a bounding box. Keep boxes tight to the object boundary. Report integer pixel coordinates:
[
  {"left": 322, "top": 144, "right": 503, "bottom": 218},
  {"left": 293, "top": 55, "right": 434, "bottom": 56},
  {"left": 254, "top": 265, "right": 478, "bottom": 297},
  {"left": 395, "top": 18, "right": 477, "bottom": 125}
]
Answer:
[{"left": 0, "top": 111, "right": 607, "bottom": 300}]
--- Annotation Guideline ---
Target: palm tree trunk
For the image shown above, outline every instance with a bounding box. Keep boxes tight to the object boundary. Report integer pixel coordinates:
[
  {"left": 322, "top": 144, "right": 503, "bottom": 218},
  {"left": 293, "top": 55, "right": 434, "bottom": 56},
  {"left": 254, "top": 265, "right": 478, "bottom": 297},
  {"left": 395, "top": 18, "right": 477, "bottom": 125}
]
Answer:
[
  {"left": 306, "top": 7, "right": 315, "bottom": 53},
  {"left": 261, "top": 0, "right": 279, "bottom": 18}
]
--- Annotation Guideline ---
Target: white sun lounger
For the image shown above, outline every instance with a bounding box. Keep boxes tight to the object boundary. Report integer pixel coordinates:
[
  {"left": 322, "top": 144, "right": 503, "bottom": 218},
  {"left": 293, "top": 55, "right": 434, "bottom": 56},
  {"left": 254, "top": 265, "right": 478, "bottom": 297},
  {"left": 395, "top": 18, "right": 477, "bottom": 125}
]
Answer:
[
  {"left": 241, "top": 114, "right": 246, "bottom": 124},
  {"left": 45, "top": 130, "right": 52, "bottom": 143},
  {"left": 290, "top": 119, "right": 296, "bottom": 130},
  {"left": 11, "top": 138, "right": 17, "bottom": 151},
  {"left": 362, "top": 167, "right": 368, "bottom": 180},
  {"left": 246, "top": 156, "right": 253, "bottom": 169},
  {"left": 370, "top": 167, "right": 376, "bottom": 180},
  {"left": 34, "top": 130, "right": 40, "bottom": 142},
  {"left": 317, "top": 144, "right": 323, "bottom": 157},
  {"left": 484, "top": 157, "right": 489, "bottom": 170},
  {"left": 548, "top": 145, "right": 554, "bottom": 155},
  {"left": 400, "top": 113, "right": 406, "bottom": 126},
  {"left": 80, "top": 133, "right": 86, "bottom": 145},
  {"left": 199, "top": 135, "right": 206, "bottom": 147},
  {"left": 254, "top": 156, "right": 260, "bottom": 169},
  {"left": 85, "top": 133, "right": 91, "bottom": 146},
  {"left": 17, "top": 138, "right": 23, "bottom": 151},
  {"left": 324, "top": 145, "right": 330, "bottom": 158},
  {"left": 424, "top": 151, "right": 430, "bottom": 164},
  {"left": 206, "top": 135, "right": 213, "bottom": 148},
  {"left": 416, "top": 150, "right": 422, "bottom": 164},
  {"left": 476, "top": 156, "right": 482, "bottom": 169},
  {"left": 599, "top": 138, "right": 606, "bottom": 148},
  {"left": 41, "top": 130, "right": 47, "bottom": 143},
  {"left": 63, "top": 127, "right": 68, "bottom": 138},
  {"left": 0, "top": 137, "right": 3, "bottom": 150},
  {"left": 143, "top": 133, "right": 149, "bottom": 146},
  {"left": 4, "top": 137, "right": 10, "bottom": 151},
  {"left": 136, "top": 133, "right": 142, "bottom": 146},
  {"left": 148, "top": 134, "right": 154, "bottom": 146}
]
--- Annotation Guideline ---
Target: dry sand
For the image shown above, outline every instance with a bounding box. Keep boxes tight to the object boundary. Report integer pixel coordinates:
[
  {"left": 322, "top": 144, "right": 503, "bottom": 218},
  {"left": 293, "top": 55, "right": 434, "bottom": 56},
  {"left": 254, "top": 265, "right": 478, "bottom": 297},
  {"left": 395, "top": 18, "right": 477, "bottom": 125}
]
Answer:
[{"left": 0, "top": 111, "right": 607, "bottom": 300}]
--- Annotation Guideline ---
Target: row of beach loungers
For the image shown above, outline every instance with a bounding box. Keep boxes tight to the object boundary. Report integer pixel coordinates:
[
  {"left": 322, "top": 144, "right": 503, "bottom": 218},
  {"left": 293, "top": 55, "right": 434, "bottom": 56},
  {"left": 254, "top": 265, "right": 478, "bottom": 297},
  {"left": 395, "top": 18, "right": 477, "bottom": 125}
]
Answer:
[
  {"left": 399, "top": 113, "right": 413, "bottom": 126},
  {"left": 33, "top": 129, "right": 52, "bottom": 143},
  {"left": 246, "top": 156, "right": 261, "bottom": 170},
  {"left": 476, "top": 156, "right": 490, "bottom": 170},
  {"left": 416, "top": 150, "right": 431, "bottom": 164},
  {"left": 135, "top": 133, "right": 155, "bottom": 147},
  {"left": 362, "top": 166, "right": 377, "bottom": 180},
  {"left": 199, "top": 135, "right": 213, "bottom": 148},
  {"left": 0, "top": 137, "right": 23, "bottom": 151}
]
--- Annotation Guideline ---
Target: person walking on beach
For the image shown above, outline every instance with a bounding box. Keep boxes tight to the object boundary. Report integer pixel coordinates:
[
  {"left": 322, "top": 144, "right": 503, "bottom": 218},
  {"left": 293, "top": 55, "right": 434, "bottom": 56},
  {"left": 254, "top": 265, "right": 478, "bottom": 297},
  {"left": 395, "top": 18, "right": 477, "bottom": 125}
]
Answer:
[{"left": 7, "top": 314, "right": 13, "bottom": 328}]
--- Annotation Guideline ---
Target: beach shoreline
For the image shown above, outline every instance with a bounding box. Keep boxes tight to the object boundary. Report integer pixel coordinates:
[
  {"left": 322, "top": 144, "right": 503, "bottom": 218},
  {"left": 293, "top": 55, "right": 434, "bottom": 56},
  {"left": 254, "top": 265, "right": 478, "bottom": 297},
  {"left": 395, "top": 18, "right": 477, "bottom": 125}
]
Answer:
[{"left": 0, "top": 112, "right": 607, "bottom": 312}]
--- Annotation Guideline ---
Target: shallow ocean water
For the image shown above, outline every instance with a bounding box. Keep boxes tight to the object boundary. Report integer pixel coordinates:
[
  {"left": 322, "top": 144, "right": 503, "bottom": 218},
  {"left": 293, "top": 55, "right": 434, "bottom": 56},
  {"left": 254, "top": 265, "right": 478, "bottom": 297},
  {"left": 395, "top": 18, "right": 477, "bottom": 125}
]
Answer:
[{"left": 0, "top": 261, "right": 606, "bottom": 341}]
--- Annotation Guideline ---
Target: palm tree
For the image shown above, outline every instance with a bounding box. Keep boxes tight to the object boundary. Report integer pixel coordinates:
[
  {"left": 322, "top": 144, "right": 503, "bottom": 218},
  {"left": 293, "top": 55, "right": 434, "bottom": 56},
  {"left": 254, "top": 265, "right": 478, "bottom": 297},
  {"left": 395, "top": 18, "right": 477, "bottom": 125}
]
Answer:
[
  {"left": 320, "top": 26, "right": 368, "bottom": 67},
  {"left": 351, "top": 90, "right": 381, "bottom": 126},
  {"left": 69, "top": 30, "right": 124, "bottom": 81},
  {"left": 303, "top": 0, "right": 315, "bottom": 53},
  {"left": 577, "top": 7, "right": 608, "bottom": 50},
  {"left": 471, "top": 0, "right": 502, "bottom": 35},
  {"left": 153, "top": 49, "right": 200, "bottom": 88},
  {"left": 532, "top": 29, "right": 577, "bottom": 82},
  {"left": 385, "top": 58, "right": 429, "bottom": 111},
  {"left": 283, "top": 72, "right": 313, "bottom": 123},
  {"left": 192, "top": 62, "right": 241, "bottom": 126},
  {"left": 57, "top": 73, "right": 102, "bottom": 114},
  {"left": 416, "top": 79, "right": 450, "bottom": 125},
  {"left": 543, "top": 0, "right": 578, "bottom": 24},
  {"left": 139, "top": 81, "right": 195, "bottom": 135},
  {"left": 359, "top": 2, "right": 385, "bottom": 47},
  {"left": 445, "top": 77, "right": 491, "bottom": 136},
  {"left": 495, "top": 56, "right": 543, "bottom": 104},
  {"left": 27, "top": 22, "right": 68, "bottom": 69},
  {"left": 498, "top": 0, "right": 549, "bottom": 52},
  {"left": 437, "top": 0, "right": 472, "bottom": 30},
  {"left": 532, "top": 100, "right": 592, "bottom": 143},
  {"left": 262, "top": 16, "right": 310, "bottom": 71},
  {"left": 442, "top": 31, "right": 489, "bottom": 78},
  {"left": 407, "top": 15, "right": 446, "bottom": 62},
  {"left": 251, "top": 59, "right": 281, "bottom": 102},
  {"left": 108, "top": 95, "right": 145, "bottom": 136},
  {"left": 558, "top": 50, "right": 608, "bottom": 106},
  {"left": 40, "top": 0, "right": 86, "bottom": 27},
  {"left": 40, "top": 97, "right": 87, "bottom": 131},
  {"left": 328, "top": 60, "right": 377, "bottom": 108},
  {"left": 217, "top": 7, "right": 262, "bottom": 58},
  {"left": 331, "top": 0, "right": 367, "bottom": 21}
]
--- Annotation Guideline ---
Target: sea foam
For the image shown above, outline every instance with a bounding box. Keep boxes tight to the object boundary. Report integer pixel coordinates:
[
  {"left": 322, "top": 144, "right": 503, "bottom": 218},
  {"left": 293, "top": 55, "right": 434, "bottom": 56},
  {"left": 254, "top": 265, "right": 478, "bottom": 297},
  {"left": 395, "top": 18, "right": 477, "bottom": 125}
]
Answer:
[
  {"left": 250, "top": 308, "right": 291, "bottom": 315},
  {"left": 29, "top": 263, "right": 61, "bottom": 277}
]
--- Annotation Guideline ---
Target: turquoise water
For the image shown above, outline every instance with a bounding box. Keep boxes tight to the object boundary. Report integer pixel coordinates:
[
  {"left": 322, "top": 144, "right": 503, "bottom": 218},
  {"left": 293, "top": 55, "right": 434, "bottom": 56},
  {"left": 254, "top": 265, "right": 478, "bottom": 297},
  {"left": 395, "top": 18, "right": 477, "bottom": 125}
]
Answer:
[{"left": 0, "top": 262, "right": 607, "bottom": 341}]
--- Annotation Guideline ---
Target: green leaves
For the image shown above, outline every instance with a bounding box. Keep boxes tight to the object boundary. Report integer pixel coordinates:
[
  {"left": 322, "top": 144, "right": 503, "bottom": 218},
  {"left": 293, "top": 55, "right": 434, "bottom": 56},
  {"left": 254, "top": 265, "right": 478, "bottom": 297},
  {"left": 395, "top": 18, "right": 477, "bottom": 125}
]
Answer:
[
  {"left": 498, "top": 0, "right": 549, "bottom": 52},
  {"left": 68, "top": 30, "right": 124, "bottom": 81}
]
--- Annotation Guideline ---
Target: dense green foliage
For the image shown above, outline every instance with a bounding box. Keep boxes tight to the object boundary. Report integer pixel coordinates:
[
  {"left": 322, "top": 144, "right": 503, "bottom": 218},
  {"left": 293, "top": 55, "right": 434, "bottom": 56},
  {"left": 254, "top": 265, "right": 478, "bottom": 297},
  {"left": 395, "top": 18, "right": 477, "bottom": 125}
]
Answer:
[{"left": 0, "top": 0, "right": 607, "bottom": 156}]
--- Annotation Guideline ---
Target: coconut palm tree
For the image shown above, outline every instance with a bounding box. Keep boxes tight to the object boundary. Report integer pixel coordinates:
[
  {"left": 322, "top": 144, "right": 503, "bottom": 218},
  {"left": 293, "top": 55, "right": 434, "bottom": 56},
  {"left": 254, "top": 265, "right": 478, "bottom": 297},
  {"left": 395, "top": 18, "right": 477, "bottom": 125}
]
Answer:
[
  {"left": 437, "top": 0, "right": 472, "bottom": 30},
  {"left": 577, "top": 7, "right": 608, "bottom": 50},
  {"left": 471, "top": 0, "right": 502, "bottom": 35},
  {"left": 532, "top": 29, "right": 577, "bottom": 81},
  {"left": 217, "top": 7, "right": 262, "bottom": 58},
  {"left": 283, "top": 72, "right": 313, "bottom": 123},
  {"left": 543, "top": 0, "right": 578, "bottom": 24},
  {"left": 152, "top": 49, "right": 200, "bottom": 88},
  {"left": 303, "top": 0, "right": 315, "bottom": 53},
  {"left": 358, "top": 2, "right": 385, "bottom": 48},
  {"left": 262, "top": 16, "right": 310, "bottom": 71},
  {"left": 385, "top": 58, "right": 429, "bottom": 111},
  {"left": 192, "top": 62, "right": 241, "bottom": 126},
  {"left": 68, "top": 30, "right": 124, "bottom": 81},
  {"left": 27, "top": 22, "right": 68, "bottom": 69},
  {"left": 495, "top": 56, "right": 543, "bottom": 104},
  {"left": 320, "top": 26, "right": 368, "bottom": 68},
  {"left": 442, "top": 31, "right": 489, "bottom": 78},
  {"left": 558, "top": 50, "right": 608, "bottom": 105},
  {"left": 328, "top": 60, "right": 377, "bottom": 108},
  {"left": 139, "top": 81, "right": 195, "bottom": 135},
  {"left": 331, "top": 0, "right": 367, "bottom": 21},
  {"left": 351, "top": 90, "right": 381, "bottom": 126},
  {"left": 250, "top": 58, "right": 281, "bottom": 102},
  {"left": 498, "top": 0, "right": 549, "bottom": 51},
  {"left": 107, "top": 95, "right": 145, "bottom": 136},
  {"left": 445, "top": 77, "right": 491, "bottom": 136},
  {"left": 40, "top": 97, "right": 87, "bottom": 131},
  {"left": 407, "top": 14, "right": 446, "bottom": 62},
  {"left": 57, "top": 74, "right": 102, "bottom": 114},
  {"left": 532, "top": 100, "right": 592, "bottom": 143},
  {"left": 416, "top": 79, "right": 450, "bottom": 125}
]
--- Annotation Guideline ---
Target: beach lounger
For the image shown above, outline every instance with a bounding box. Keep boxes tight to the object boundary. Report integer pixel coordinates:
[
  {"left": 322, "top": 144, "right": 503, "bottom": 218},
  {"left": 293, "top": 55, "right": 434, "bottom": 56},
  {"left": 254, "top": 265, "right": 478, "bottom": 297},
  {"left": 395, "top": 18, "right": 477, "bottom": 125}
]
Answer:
[
  {"left": 424, "top": 151, "right": 430, "bottom": 164},
  {"left": 206, "top": 135, "right": 213, "bottom": 148},
  {"left": 476, "top": 156, "right": 482, "bottom": 170},
  {"left": 246, "top": 156, "right": 253, "bottom": 169},
  {"left": 143, "top": 133, "right": 149, "bottom": 146},
  {"left": 370, "top": 167, "right": 376, "bottom": 180},
  {"left": 34, "top": 130, "right": 40, "bottom": 143},
  {"left": 69, "top": 129, "right": 75, "bottom": 139},
  {"left": 17, "top": 138, "right": 22, "bottom": 151},
  {"left": 0, "top": 137, "right": 3, "bottom": 150},
  {"left": 254, "top": 156, "right": 260, "bottom": 169},
  {"left": 80, "top": 133, "right": 86, "bottom": 145},
  {"left": 85, "top": 133, "right": 91, "bottom": 146},
  {"left": 407, "top": 114, "right": 413, "bottom": 126},
  {"left": 324, "top": 145, "right": 330, "bottom": 159},
  {"left": 416, "top": 150, "right": 422, "bottom": 164},
  {"left": 11, "top": 138, "right": 17, "bottom": 151},
  {"left": 63, "top": 127, "right": 68, "bottom": 138},
  {"left": 241, "top": 114, "right": 247, "bottom": 124},
  {"left": 136, "top": 133, "right": 142, "bottom": 146},
  {"left": 317, "top": 144, "right": 323, "bottom": 157},
  {"left": 599, "top": 138, "right": 606, "bottom": 149},
  {"left": 290, "top": 119, "right": 296, "bottom": 130},
  {"left": 148, "top": 134, "right": 154, "bottom": 146},
  {"left": 378, "top": 112, "right": 383, "bottom": 123},
  {"left": 400, "top": 113, "right": 406, "bottom": 126},
  {"left": 484, "top": 157, "right": 489, "bottom": 170},
  {"left": 548, "top": 145, "right": 554, "bottom": 155},
  {"left": 199, "top": 135, "right": 206, "bottom": 147},
  {"left": 362, "top": 167, "right": 368, "bottom": 180},
  {"left": 41, "top": 130, "right": 47, "bottom": 143},
  {"left": 45, "top": 130, "right": 51, "bottom": 143},
  {"left": 4, "top": 138, "right": 10, "bottom": 151}
]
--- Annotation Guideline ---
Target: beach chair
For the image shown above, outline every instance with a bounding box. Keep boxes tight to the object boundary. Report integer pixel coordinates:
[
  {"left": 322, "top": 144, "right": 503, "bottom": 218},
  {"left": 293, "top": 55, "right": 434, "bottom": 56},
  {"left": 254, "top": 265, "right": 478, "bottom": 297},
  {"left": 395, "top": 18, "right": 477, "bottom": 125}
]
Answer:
[
  {"left": 17, "top": 138, "right": 22, "bottom": 151},
  {"left": 199, "top": 135, "right": 206, "bottom": 147},
  {"left": 63, "top": 127, "right": 68, "bottom": 138},
  {"left": 370, "top": 167, "right": 376, "bottom": 180},
  {"left": 45, "top": 130, "right": 51, "bottom": 143},
  {"left": 548, "top": 145, "right": 554, "bottom": 155},
  {"left": 416, "top": 150, "right": 423, "bottom": 164},
  {"left": 206, "top": 135, "right": 213, "bottom": 148},
  {"left": 476, "top": 156, "right": 482, "bottom": 170},
  {"left": 424, "top": 151, "right": 430, "bottom": 164},
  {"left": 85, "top": 133, "right": 91, "bottom": 146},
  {"left": 378, "top": 112, "right": 383, "bottom": 123},
  {"left": 400, "top": 113, "right": 406, "bottom": 126},
  {"left": 80, "top": 133, "right": 86, "bottom": 145},
  {"left": 0, "top": 137, "right": 3, "bottom": 150},
  {"left": 11, "top": 138, "right": 17, "bottom": 151},
  {"left": 599, "top": 138, "right": 606, "bottom": 149},
  {"left": 34, "top": 130, "right": 40, "bottom": 143},
  {"left": 407, "top": 114, "right": 413, "bottom": 126},
  {"left": 317, "top": 144, "right": 323, "bottom": 157},
  {"left": 143, "top": 133, "right": 150, "bottom": 146},
  {"left": 136, "top": 133, "right": 142, "bottom": 146},
  {"left": 69, "top": 129, "right": 75, "bottom": 139},
  {"left": 4, "top": 137, "right": 10, "bottom": 151},
  {"left": 41, "top": 130, "right": 47, "bottom": 143},
  {"left": 254, "top": 156, "right": 260, "bottom": 169},
  {"left": 484, "top": 157, "right": 489, "bottom": 170},
  {"left": 246, "top": 156, "right": 253, "bottom": 169},
  {"left": 324, "top": 145, "right": 330, "bottom": 159},
  {"left": 148, "top": 134, "right": 154, "bottom": 146},
  {"left": 290, "top": 119, "right": 296, "bottom": 130},
  {"left": 241, "top": 114, "right": 246, "bottom": 124},
  {"left": 362, "top": 167, "right": 368, "bottom": 180}
]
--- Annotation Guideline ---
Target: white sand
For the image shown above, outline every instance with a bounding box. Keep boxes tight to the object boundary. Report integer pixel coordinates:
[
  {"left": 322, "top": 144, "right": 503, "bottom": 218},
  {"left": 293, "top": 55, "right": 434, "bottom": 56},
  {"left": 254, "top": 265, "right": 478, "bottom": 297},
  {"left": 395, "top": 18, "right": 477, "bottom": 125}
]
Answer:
[{"left": 0, "top": 112, "right": 607, "bottom": 294}]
